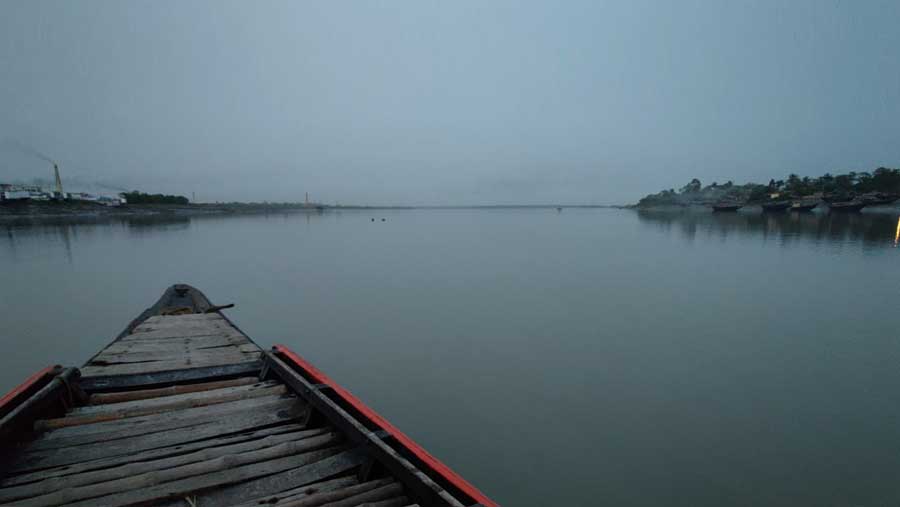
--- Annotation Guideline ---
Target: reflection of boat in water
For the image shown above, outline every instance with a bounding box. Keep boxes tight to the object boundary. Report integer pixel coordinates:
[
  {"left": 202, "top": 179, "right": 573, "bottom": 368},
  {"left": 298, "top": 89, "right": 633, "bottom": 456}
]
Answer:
[
  {"left": 761, "top": 200, "right": 791, "bottom": 212},
  {"left": 711, "top": 203, "right": 743, "bottom": 212},
  {"left": 790, "top": 201, "right": 818, "bottom": 212},
  {"left": 860, "top": 193, "right": 899, "bottom": 206},
  {"left": 828, "top": 201, "right": 867, "bottom": 212}
]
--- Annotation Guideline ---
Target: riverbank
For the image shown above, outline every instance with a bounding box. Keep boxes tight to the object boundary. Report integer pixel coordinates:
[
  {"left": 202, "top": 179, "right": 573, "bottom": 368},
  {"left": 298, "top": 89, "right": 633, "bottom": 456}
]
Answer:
[{"left": 0, "top": 200, "right": 327, "bottom": 222}]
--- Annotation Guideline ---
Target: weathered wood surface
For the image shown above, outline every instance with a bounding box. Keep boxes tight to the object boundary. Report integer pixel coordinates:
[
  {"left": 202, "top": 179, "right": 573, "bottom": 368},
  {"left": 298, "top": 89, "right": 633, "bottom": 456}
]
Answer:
[
  {"left": 9, "top": 433, "right": 344, "bottom": 507},
  {"left": 81, "top": 313, "right": 258, "bottom": 378},
  {"left": 26, "top": 394, "right": 304, "bottom": 450},
  {"left": 79, "top": 361, "right": 263, "bottom": 391},
  {"left": 0, "top": 424, "right": 310, "bottom": 487},
  {"left": 227, "top": 476, "right": 362, "bottom": 507},
  {"left": 153, "top": 448, "right": 369, "bottom": 507},
  {"left": 87, "top": 376, "right": 258, "bottom": 404},
  {"left": 0, "top": 428, "right": 330, "bottom": 503},
  {"left": 8, "top": 399, "right": 308, "bottom": 473},
  {"left": 0, "top": 287, "right": 432, "bottom": 507},
  {"left": 61, "top": 446, "right": 353, "bottom": 507},
  {"left": 34, "top": 382, "right": 287, "bottom": 430}
]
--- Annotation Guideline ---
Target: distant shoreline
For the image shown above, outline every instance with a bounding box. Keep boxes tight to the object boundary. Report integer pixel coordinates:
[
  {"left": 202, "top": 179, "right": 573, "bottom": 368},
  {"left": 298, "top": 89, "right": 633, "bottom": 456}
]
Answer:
[{"left": 0, "top": 201, "right": 627, "bottom": 222}]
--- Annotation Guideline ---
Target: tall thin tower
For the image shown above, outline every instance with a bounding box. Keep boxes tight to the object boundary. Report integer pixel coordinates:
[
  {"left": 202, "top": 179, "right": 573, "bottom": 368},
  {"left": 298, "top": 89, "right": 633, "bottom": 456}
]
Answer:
[{"left": 53, "top": 163, "right": 63, "bottom": 196}]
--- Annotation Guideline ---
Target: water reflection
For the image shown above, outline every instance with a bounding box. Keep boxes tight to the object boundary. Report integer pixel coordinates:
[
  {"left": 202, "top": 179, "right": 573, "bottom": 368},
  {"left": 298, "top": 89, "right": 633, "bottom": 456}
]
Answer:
[
  {"left": 0, "top": 211, "right": 325, "bottom": 261},
  {"left": 895, "top": 216, "right": 900, "bottom": 247},
  {"left": 636, "top": 208, "right": 900, "bottom": 249}
]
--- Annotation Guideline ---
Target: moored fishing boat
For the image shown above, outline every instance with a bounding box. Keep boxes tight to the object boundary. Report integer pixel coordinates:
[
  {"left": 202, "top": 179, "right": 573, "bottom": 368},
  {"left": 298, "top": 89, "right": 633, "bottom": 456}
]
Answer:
[
  {"left": 760, "top": 200, "right": 791, "bottom": 212},
  {"left": 0, "top": 285, "right": 498, "bottom": 507},
  {"left": 828, "top": 201, "right": 867, "bottom": 212},
  {"left": 711, "top": 202, "right": 743, "bottom": 212},
  {"left": 860, "top": 193, "right": 899, "bottom": 206},
  {"left": 790, "top": 201, "right": 819, "bottom": 212}
]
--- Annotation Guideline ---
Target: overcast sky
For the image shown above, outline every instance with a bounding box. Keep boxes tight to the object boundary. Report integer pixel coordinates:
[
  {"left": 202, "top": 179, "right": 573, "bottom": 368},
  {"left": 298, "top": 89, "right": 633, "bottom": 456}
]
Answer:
[{"left": 1, "top": 1, "right": 899, "bottom": 205}]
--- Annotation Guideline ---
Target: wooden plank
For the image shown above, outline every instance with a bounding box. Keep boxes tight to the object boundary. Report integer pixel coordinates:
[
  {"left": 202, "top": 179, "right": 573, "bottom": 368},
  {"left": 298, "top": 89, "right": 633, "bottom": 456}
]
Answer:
[
  {"left": 95, "top": 338, "right": 255, "bottom": 362},
  {"left": 141, "top": 313, "right": 225, "bottom": 326},
  {"left": 10, "top": 434, "right": 344, "bottom": 507},
  {"left": 32, "top": 393, "right": 300, "bottom": 447},
  {"left": 79, "top": 360, "right": 263, "bottom": 390},
  {"left": 0, "top": 428, "right": 331, "bottom": 503},
  {"left": 35, "top": 382, "right": 287, "bottom": 430},
  {"left": 0, "top": 424, "right": 308, "bottom": 487},
  {"left": 87, "top": 377, "right": 259, "bottom": 404},
  {"left": 347, "top": 497, "right": 411, "bottom": 507},
  {"left": 80, "top": 353, "right": 261, "bottom": 376},
  {"left": 73, "top": 381, "right": 280, "bottom": 415},
  {"left": 62, "top": 446, "right": 356, "bottom": 507},
  {"left": 154, "top": 448, "right": 368, "bottom": 507},
  {"left": 99, "top": 335, "right": 249, "bottom": 352},
  {"left": 119, "top": 329, "right": 240, "bottom": 341},
  {"left": 307, "top": 483, "right": 405, "bottom": 507},
  {"left": 7, "top": 400, "right": 307, "bottom": 473},
  {"left": 87, "top": 349, "right": 260, "bottom": 366},
  {"left": 226, "top": 476, "right": 362, "bottom": 507},
  {"left": 253, "top": 479, "right": 398, "bottom": 507}
]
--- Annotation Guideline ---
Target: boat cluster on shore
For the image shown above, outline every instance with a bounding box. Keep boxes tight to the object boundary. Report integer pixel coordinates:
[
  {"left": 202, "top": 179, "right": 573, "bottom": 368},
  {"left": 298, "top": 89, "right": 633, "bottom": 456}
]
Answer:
[{"left": 711, "top": 192, "right": 897, "bottom": 213}]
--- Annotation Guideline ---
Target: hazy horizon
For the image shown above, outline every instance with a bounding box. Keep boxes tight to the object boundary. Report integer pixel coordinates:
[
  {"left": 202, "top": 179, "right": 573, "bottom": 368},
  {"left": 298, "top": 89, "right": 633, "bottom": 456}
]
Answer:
[{"left": 2, "top": 1, "right": 899, "bottom": 205}]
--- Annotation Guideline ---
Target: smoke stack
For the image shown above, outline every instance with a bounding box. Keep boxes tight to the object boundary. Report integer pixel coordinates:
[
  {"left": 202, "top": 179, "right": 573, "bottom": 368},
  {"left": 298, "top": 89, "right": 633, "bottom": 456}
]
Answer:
[{"left": 53, "top": 163, "right": 63, "bottom": 196}]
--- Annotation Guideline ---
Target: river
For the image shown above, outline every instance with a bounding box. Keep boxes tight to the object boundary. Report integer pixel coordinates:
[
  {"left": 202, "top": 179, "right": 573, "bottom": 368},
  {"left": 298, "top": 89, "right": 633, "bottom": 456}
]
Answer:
[{"left": 2, "top": 207, "right": 899, "bottom": 506}]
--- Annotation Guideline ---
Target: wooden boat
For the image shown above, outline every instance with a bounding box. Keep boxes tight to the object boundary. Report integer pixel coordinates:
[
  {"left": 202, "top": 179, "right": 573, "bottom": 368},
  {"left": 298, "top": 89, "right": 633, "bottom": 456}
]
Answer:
[
  {"left": 0, "top": 284, "right": 497, "bottom": 507},
  {"left": 760, "top": 200, "right": 791, "bottom": 212},
  {"left": 790, "top": 201, "right": 818, "bottom": 212},
  {"left": 860, "top": 193, "right": 899, "bottom": 206},
  {"left": 828, "top": 201, "right": 867, "bottom": 212},
  {"left": 711, "top": 202, "right": 743, "bottom": 212}
]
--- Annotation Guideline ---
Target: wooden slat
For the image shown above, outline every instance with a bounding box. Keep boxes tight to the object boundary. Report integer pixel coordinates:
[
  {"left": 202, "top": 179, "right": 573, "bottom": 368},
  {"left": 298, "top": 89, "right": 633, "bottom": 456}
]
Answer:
[
  {"left": 8, "top": 399, "right": 306, "bottom": 472},
  {"left": 0, "top": 424, "right": 308, "bottom": 487},
  {"left": 79, "top": 361, "right": 263, "bottom": 391},
  {"left": 226, "top": 476, "right": 362, "bottom": 507},
  {"left": 8, "top": 412, "right": 305, "bottom": 475},
  {"left": 90, "top": 347, "right": 258, "bottom": 362},
  {"left": 87, "top": 377, "right": 259, "bottom": 404},
  {"left": 153, "top": 448, "right": 367, "bottom": 507},
  {"left": 62, "top": 446, "right": 357, "bottom": 507},
  {"left": 140, "top": 313, "right": 225, "bottom": 326},
  {"left": 0, "top": 428, "right": 331, "bottom": 503},
  {"left": 251, "top": 478, "right": 398, "bottom": 507},
  {"left": 98, "top": 335, "right": 250, "bottom": 352},
  {"left": 308, "top": 483, "right": 406, "bottom": 507},
  {"left": 35, "top": 382, "right": 286, "bottom": 430},
  {"left": 92, "top": 342, "right": 258, "bottom": 359},
  {"left": 80, "top": 354, "right": 261, "bottom": 377},
  {"left": 10, "top": 434, "right": 344, "bottom": 507},
  {"left": 32, "top": 394, "right": 301, "bottom": 447}
]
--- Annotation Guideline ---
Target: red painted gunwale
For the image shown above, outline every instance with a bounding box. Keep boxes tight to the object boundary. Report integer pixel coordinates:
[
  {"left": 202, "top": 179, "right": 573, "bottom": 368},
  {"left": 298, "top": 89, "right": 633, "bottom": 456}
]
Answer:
[
  {"left": 0, "top": 365, "right": 59, "bottom": 414},
  {"left": 273, "top": 344, "right": 497, "bottom": 507}
]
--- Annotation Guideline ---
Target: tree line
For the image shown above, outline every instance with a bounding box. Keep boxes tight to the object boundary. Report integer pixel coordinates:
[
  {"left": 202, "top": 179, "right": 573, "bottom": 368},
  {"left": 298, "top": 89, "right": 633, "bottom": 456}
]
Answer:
[
  {"left": 120, "top": 191, "right": 190, "bottom": 205},
  {"left": 637, "top": 167, "right": 900, "bottom": 207}
]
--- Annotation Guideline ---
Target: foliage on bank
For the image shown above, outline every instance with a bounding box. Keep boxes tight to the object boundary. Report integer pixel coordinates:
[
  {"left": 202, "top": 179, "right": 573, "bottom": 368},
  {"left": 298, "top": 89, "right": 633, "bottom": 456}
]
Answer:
[
  {"left": 636, "top": 167, "right": 900, "bottom": 207},
  {"left": 120, "top": 191, "right": 190, "bottom": 205}
]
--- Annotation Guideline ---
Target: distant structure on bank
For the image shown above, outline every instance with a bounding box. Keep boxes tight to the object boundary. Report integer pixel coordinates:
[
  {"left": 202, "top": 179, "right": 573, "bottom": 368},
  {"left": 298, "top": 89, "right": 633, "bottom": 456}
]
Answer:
[{"left": 0, "top": 161, "right": 126, "bottom": 206}]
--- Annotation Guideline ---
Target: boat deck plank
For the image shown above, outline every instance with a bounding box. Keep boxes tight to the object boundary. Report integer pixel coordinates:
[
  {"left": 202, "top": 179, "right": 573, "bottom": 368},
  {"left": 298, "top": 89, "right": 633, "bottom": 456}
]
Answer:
[{"left": 82, "top": 313, "right": 260, "bottom": 379}]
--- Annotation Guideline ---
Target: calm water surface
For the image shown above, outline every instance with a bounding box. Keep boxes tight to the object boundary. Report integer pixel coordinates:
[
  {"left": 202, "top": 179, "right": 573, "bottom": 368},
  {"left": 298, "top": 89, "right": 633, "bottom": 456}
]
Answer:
[{"left": 2, "top": 208, "right": 900, "bottom": 506}]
